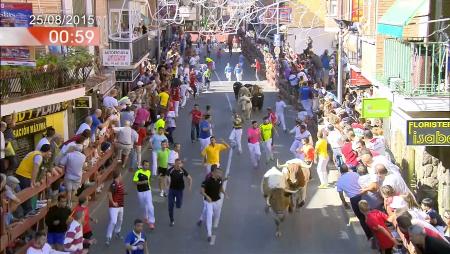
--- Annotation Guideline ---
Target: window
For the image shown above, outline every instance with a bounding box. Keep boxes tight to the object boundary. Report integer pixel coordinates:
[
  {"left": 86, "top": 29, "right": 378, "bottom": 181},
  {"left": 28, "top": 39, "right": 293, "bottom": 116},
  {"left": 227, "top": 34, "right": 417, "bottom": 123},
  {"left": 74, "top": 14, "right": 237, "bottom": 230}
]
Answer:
[{"left": 327, "top": 0, "right": 338, "bottom": 16}]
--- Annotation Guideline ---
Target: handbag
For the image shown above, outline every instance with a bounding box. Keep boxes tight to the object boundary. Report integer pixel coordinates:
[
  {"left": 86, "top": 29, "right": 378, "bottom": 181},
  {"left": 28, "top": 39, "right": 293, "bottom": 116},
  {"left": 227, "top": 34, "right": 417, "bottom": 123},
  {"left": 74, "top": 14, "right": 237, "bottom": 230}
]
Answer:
[{"left": 5, "top": 141, "right": 15, "bottom": 156}]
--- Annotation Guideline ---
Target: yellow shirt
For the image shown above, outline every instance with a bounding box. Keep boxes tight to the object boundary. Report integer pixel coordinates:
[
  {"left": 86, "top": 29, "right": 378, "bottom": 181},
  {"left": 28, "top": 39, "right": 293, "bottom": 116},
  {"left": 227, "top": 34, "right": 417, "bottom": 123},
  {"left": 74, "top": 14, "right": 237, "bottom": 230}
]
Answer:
[
  {"left": 16, "top": 151, "right": 42, "bottom": 179},
  {"left": 259, "top": 123, "right": 273, "bottom": 141},
  {"left": 159, "top": 92, "right": 169, "bottom": 107},
  {"left": 154, "top": 118, "right": 165, "bottom": 131},
  {"left": 315, "top": 138, "right": 329, "bottom": 158},
  {"left": 201, "top": 144, "right": 227, "bottom": 165}
]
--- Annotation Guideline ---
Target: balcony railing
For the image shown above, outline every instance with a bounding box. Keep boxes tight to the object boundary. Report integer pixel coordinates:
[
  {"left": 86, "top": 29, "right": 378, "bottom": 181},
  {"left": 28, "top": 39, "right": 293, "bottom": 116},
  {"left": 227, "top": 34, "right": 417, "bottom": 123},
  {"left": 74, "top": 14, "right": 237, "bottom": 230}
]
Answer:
[
  {"left": 109, "top": 33, "right": 150, "bottom": 64},
  {"left": 381, "top": 38, "right": 449, "bottom": 97},
  {"left": 0, "top": 64, "right": 93, "bottom": 104}
]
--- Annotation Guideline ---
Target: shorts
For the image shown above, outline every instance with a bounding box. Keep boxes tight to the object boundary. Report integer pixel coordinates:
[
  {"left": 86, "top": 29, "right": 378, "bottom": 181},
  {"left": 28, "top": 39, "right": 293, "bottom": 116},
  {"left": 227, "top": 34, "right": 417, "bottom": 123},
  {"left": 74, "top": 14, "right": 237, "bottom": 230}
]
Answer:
[
  {"left": 116, "top": 143, "right": 132, "bottom": 156},
  {"left": 47, "top": 232, "right": 65, "bottom": 245},
  {"left": 65, "top": 178, "right": 82, "bottom": 192},
  {"left": 158, "top": 167, "right": 168, "bottom": 176}
]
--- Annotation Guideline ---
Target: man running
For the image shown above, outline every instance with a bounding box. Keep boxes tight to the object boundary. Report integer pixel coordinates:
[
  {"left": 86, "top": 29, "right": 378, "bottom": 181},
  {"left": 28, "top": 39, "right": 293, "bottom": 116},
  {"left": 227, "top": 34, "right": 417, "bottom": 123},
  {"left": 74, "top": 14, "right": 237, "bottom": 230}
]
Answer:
[
  {"left": 260, "top": 117, "right": 275, "bottom": 163},
  {"left": 198, "top": 168, "right": 227, "bottom": 242},
  {"left": 201, "top": 136, "right": 229, "bottom": 175},
  {"left": 106, "top": 170, "right": 125, "bottom": 246},
  {"left": 124, "top": 219, "right": 149, "bottom": 254},
  {"left": 234, "top": 64, "right": 243, "bottom": 82},
  {"left": 203, "top": 68, "right": 212, "bottom": 91},
  {"left": 199, "top": 114, "right": 212, "bottom": 152},
  {"left": 224, "top": 63, "right": 233, "bottom": 81},
  {"left": 190, "top": 104, "right": 202, "bottom": 143},
  {"left": 229, "top": 112, "right": 243, "bottom": 154},
  {"left": 168, "top": 143, "right": 181, "bottom": 168},
  {"left": 149, "top": 127, "right": 168, "bottom": 176},
  {"left": 157, "top": 140, "right": 170, "bottom": 197},
  {"left": 247, "top": 120, "right": 262, "bottom": 169},
  {"left": 133, "top": 160, "right": 155, "bottom": 230},
  {"left": 275, "top": 95, "right": 287, "bottom": 132},
  {"left": 289, "top": 122, "right": 313, "bottom": 159},
  {"left": 167, "top": 159, "right": 192, "bottom": 226}
]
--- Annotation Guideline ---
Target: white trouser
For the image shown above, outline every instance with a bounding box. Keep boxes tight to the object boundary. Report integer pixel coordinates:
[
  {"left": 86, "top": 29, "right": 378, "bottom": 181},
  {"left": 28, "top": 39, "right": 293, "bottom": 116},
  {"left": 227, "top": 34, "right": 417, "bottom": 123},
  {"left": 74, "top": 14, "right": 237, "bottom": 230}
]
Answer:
[
  {"left": 152, "top": 151, "right": 158, "bottom": 176},
  {"left": 181, "top": 96, "right": 187, "bottom": 108},
  {"left": 236, "top": 73, "right": 242, "bottom": 81},
  {"left": 228, "top": 128, "right": 242, "bottom": 153},
  {"left": 200, "top": 200, "right": 222, "bottom": 237},
  {"left": 199, "top": 138, "right": 210, "bottom": 152},
  {"left": 262, "top": 139, "right": 273, "bottom": 162},
  {"left": 226, "top": 72, "right": 231, "bottom": 81},
  {"left": 301, "top": 99, "right": 313, "bottom": 117},
  {"left": 106, "top": 207, "right": 123, "bottom": 238},
  {"left": 276, "top": 112, "right": 286, "bottom": 131},
  {"left": 317, "top": 157, "right": 329, "bottom": 185},
  {"left": 247, "top": 142, "right": 261, "bottom": 167},
  {"left": 174, "top": 100, "right": 180, "bottom": 117},
  {"left": 289, "top": 139, "right": 304, "bottom": 159},
  {"left": 137, "top": 191, "right": 155, "bottom": 223},
  {"left": 136, "top": 145, "right": 142, "bottom": 167}
]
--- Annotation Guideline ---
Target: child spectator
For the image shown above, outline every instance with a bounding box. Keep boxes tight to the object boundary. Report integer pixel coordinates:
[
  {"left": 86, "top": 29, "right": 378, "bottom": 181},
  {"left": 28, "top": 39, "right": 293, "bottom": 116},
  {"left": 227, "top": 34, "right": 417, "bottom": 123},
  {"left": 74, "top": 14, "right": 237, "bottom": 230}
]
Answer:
[
  {"left": 359, "top": 200, "right": 399, "bottom": 254},
  {"left": 421, "top": 198, "right": 448, "bottom": 234}
]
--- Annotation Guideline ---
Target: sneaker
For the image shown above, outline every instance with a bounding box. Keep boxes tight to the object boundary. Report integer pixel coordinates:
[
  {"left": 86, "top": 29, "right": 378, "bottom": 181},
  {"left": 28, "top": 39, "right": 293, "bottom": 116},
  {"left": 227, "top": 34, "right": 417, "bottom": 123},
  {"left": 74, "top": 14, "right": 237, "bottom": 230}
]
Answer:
[
  {"left": 148, "top": 223, "right": 155, "bottom": 230},
  {"left": 115, "top": 233, "right": 123, "bottom": 240},
  {"left": 207, "top": 236, "right": 212, "bottom": 243},
  {"left": 170, "top": 221, "right": 175, "bottom": 227},
  {"left": 163, "top": 191, "right": 167, "bottom": 197},
  {"left": 159, "top": 191, "right": 164, "bottom": 197},
  {"left": 318, "top": 184, "right": 330, "bottom": 189},
  {"left": 105, "top": 238, "right": 111, "bottom": 246},
  {"left": 196, "top": 220, "right": 202, "bottom": 227}
]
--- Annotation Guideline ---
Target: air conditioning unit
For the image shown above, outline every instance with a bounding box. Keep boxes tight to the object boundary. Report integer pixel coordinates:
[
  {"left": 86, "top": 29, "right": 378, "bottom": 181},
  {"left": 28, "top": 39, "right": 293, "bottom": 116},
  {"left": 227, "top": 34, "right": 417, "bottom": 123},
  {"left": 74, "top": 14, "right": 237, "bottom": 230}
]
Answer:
[{"left": 388, "top": 77, "right": 405, "bottom": 92}]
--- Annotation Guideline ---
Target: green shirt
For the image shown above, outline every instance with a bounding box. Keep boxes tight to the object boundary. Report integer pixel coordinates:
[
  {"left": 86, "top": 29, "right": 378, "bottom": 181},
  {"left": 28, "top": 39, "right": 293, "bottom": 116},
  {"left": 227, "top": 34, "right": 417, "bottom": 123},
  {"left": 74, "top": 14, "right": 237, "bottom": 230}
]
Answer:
[
  {"left": 157, "top": 149, "right": 170, "bottom": 168},
  {"left": 259, "top": 123, "right": 273, "bottom": 141},
  {"left": 133, "top": 168, "right": 151, "bottom": 192},
  {"left": 154, "top": 119, "right": 165, "bottom": 131}
]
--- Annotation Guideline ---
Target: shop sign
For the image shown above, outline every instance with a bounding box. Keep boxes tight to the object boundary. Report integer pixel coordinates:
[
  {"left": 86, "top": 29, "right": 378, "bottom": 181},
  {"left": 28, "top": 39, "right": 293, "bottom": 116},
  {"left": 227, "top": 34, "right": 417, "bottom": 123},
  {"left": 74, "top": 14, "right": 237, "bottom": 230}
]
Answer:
[
  {"left": 13, "top": 117, "right": 47, "bottom": 138},
  {"left": 407, "top": 120, "right": 450, "bottom": 146},
  {"left": 15, "top": 102, "right": 69, "bottom": 123},
  {"left": 74, "top": 96, "right": 92, "bottom": 108},
  {"left": 103, "top": 49, "right": 131, "bottom": 66},
  {"left": 115, "top": 68, "right": 139, "bottom": 82},
  {"left": 361, "top": 98, "right": 391, "bottom": 118}
]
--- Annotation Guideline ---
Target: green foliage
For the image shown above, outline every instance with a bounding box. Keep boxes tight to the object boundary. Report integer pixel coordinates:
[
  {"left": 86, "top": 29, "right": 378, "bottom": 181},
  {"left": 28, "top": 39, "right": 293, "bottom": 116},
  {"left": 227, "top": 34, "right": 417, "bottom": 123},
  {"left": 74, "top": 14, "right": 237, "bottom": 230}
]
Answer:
[{"left": 36, "top": 47, "right": 93, "bottom": 68}]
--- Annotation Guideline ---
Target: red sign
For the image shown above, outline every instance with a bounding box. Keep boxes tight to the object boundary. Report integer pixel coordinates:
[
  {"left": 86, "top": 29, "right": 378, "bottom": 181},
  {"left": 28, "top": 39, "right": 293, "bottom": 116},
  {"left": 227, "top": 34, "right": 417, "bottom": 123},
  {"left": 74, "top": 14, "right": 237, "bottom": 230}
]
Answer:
[{"left": 350, "top": 69, "right": 371, "bottom": 86}]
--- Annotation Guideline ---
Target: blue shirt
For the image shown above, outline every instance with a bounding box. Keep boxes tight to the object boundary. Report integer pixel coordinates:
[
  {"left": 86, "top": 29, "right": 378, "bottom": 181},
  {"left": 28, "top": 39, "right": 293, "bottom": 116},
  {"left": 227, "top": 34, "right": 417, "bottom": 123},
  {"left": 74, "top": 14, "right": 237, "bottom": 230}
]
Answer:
[
  {"left": 234, "top": 67, "right": 242, "bottom": 74},
  {"left": 199, "top": 120, "right": 211, "bottom": 139},
  {"left": 124, "top": 231, "right": 146, "bottom": 254},
  {"left": 299, "top": 86, "right": 312, "bottom": 101},
  {"left": 336, "top": 172, "right": 361, "bottom": 199},
  {"left": 91, "top": 114, "right": 102, "bottom": 139},
  {"left": 151, "top": 134, "right": 167, "bottom": 151},
  {"left": 321, "top": 55, "right": 330, "bottom": 69},
  {"left": 225, "top": 66, "right": 233, "bottom": 73}
]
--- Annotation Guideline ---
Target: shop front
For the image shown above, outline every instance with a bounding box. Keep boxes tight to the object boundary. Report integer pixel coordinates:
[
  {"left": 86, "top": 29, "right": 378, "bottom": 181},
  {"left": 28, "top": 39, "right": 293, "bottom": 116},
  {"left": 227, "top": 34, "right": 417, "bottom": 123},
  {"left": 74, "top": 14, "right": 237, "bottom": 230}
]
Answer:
[{"left": 13, "top": 102, "right": 69, "bottom": 159}]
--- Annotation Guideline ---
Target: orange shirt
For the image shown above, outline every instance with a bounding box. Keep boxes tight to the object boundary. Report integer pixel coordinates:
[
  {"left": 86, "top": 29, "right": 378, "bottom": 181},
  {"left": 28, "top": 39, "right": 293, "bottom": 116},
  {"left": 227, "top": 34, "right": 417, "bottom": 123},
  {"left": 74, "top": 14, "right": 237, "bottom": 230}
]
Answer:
[{"left": 301, "top": 144, "right": 315, "bottom": 162}]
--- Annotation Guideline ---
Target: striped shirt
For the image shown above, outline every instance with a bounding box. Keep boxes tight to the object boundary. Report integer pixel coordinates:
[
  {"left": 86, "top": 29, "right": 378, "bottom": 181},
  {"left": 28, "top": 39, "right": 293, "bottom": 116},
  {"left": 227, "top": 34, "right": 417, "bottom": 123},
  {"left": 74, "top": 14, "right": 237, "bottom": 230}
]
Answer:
[
  {"left": 109, "top": 180, "right": 125, "bottom": 207},
  {"left": 64, "top": 220, "right": 84, "bottom": 253}
]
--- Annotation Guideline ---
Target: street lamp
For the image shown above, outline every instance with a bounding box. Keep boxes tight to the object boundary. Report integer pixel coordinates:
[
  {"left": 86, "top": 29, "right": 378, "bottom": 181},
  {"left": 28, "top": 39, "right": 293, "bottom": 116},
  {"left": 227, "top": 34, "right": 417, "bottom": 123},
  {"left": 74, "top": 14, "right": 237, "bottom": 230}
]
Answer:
[{"left": 334, "top": 18, "right": 353, "bottom": 104}]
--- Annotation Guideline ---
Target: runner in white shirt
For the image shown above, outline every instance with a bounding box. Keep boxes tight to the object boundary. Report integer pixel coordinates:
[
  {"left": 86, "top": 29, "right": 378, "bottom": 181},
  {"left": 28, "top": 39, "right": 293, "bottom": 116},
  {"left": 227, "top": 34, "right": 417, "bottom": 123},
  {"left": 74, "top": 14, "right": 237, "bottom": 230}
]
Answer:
[
  {"left": 168, "top": 143, "right": 181, "bottom": 167},
  {"left": 289, "top": 122, "right": 312, "bottom": 159},
  {"left": 275, "top": 96, "right": 287, "bottom": 132},
  {"left": 180, "top": 82, "right": 190, "bottom": 108},
  {"left": 326, "top": 125, "right": 343, "bottom": 167}
]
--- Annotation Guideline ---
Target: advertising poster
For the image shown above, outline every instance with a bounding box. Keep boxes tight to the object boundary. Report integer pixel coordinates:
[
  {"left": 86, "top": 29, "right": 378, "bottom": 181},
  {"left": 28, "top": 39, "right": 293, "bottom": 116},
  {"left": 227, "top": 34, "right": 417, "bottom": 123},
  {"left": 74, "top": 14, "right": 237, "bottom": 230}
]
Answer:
[
  {"left": 103, "top": 49, "right": 131, "bottom": 66},
  {"left": 406, "top": 120, "right": 450, "bottom": 146},
  {"left": 0, "top": 2, "right": 36, "bottom": 66}
]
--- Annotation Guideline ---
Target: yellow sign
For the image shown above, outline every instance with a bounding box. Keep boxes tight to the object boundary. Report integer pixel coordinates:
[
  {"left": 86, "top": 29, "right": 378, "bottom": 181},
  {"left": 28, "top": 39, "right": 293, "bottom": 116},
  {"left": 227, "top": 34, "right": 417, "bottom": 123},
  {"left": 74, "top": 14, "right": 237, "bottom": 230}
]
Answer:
[
  {"left": 15, "top": 102, "right": 69, "bottom": 123},
  {"left": 74, "top": 96, "right": 92, "bottom": 108},
  {"left": 407, "top": 120, "right": 450, "bottom": 146},
  {"left": 13, "top": 118, "right": 47, "bottom": 138}
]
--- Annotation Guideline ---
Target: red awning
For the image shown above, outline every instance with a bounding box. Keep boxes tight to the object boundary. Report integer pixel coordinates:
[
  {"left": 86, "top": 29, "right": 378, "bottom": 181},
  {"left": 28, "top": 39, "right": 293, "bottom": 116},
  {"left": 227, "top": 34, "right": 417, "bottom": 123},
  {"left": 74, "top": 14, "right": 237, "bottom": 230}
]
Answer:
[{"left": 349, "top": 69, "right": 371, "bottom": 87}]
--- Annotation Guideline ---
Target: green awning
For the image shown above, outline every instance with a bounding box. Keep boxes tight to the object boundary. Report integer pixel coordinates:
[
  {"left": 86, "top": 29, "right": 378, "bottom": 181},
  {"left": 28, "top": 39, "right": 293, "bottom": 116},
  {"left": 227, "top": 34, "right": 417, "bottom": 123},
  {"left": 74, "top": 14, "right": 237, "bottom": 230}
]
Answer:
[{"left": 377, "top": 0, "right": 427, "bottom": 38}]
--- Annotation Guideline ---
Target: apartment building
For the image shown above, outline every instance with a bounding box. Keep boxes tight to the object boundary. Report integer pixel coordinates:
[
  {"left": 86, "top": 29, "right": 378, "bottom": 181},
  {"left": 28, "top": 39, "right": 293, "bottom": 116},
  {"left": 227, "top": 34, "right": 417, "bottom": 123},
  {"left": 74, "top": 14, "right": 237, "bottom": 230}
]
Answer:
[{"left": 326, "top": 0, "right": 450, "bottom": 213}]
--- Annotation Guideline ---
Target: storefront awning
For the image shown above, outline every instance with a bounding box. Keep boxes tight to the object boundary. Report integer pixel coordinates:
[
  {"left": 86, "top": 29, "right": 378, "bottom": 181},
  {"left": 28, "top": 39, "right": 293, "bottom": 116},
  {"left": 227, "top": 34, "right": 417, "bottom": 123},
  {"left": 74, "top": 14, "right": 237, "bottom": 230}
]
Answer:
[
  {"left": 349, "top": 69, "right": 371, "bottom": 89},
  {"left": 377, "top": 0, "right": 427, "bottom": 38}
]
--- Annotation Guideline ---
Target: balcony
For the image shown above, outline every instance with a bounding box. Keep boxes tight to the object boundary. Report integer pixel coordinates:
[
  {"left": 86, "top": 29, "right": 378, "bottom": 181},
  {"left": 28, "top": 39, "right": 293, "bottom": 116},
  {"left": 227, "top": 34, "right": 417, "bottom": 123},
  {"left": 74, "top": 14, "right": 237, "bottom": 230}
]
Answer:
[
  {"left": 381, "top": 38, "right": 449, "bottom": 97},
  {"left": 109, "top": 33, "right": 150, "bottom": 64},
  {"left": 0, "top": 64, "right": 92, "bottom": 116}
]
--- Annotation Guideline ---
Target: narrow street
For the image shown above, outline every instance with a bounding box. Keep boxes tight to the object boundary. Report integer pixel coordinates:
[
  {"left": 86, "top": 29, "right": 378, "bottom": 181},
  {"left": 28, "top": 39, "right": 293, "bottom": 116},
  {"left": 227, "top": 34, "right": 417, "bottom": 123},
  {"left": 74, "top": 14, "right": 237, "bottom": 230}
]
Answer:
[{"left": 89, "top": 50, "right": 370, "bottom": 254}]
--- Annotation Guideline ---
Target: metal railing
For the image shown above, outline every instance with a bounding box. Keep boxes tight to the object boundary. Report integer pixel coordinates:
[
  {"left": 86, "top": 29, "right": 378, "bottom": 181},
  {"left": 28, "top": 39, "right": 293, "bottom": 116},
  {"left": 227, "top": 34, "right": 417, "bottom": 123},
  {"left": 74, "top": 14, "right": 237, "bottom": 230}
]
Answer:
[
  {"left": 0, "top": 64, "right": 93, "bottom": 103},
  {"left": 109, "top": 33, "right": 150, "bottom": 64},
  {"left": 382, "top": 38, "right": 449, "bottom": 97}
]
